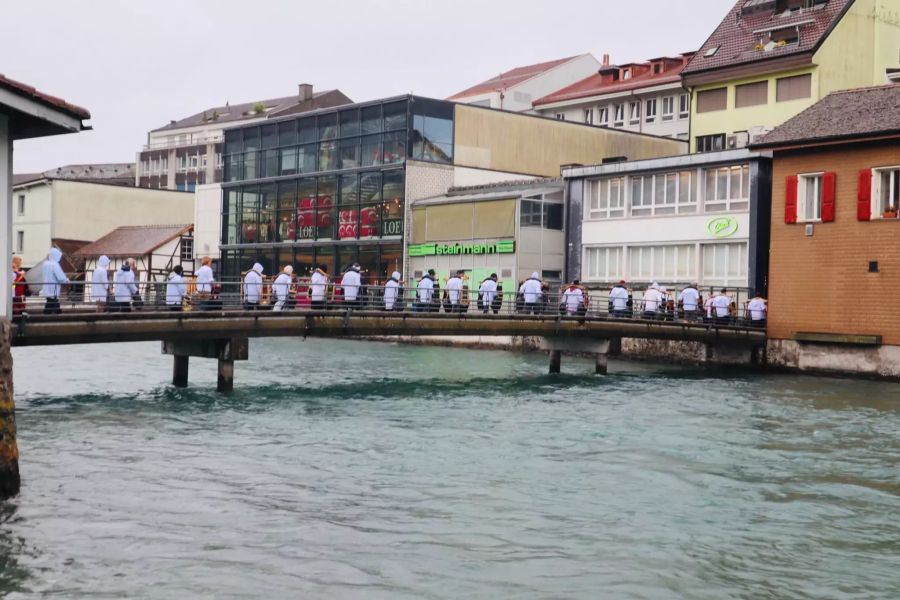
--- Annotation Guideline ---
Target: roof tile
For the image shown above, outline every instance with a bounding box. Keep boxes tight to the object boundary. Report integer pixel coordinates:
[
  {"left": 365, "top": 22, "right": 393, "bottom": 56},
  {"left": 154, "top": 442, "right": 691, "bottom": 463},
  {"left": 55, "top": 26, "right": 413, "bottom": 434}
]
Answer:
[
  {"left": 0, "top": 74, "right": 90, "bottom": 120},
  {"left": 448, "top": 55, "right": 582, "bottom": 100}
]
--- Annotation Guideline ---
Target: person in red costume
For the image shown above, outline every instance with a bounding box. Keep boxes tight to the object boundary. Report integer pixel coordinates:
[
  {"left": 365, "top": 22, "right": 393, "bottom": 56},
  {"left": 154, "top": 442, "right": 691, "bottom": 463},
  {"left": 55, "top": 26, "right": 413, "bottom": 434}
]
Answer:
[{"left": 11, "top": 255, "right": 26, "bottom": 316}]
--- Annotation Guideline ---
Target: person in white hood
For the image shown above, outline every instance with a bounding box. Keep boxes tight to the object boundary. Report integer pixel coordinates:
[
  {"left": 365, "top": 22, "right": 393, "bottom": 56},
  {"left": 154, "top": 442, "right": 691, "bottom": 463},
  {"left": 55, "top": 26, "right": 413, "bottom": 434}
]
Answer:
[
  {"left": 41, "top": 247, "right": 69, "bottom": 314},
  {"left": 243, "top": 263, "right": 264, "bottom": 310},
  {"left": 642, "top": 282, "right": 664, "bottom": 319},
  {"left": 519, "top": 272, "right": 543, "bottom": 314},
  {"left": 166, "top": 265, "right": 187, "bottom": 311},
  {"left": 112, "top": 261, "right": 138, "bottom": 312},
  {"left": 340, "top": 263, "right": 362, "bottom": 308},
  {"left": 478, "top": 274, "right": 498, "bottom": 314},
  {"left": 91, "top": 255, "right": 111, "bottom": 312},
  {"left": 309, "top": 264, "right": 328, "bottom": 309},
  {"left": 416, "top": 269, "right": 435, "bottom": 312},
  {"left": 272, "top": 265, "right": 293, "bottom": 311},
  {"left": 384, "top": 271, "right": 402, "bottom": 311},
  {"left": 445, "top": 270, "right": 464, "bottom": 312}
]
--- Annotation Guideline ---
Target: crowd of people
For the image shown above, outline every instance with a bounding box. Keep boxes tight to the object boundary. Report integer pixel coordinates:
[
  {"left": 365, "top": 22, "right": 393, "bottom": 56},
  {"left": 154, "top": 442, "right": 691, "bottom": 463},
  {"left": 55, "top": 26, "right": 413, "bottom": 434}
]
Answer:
[{"left": 11, "top": 249, "right": 768, "bottom": 326}]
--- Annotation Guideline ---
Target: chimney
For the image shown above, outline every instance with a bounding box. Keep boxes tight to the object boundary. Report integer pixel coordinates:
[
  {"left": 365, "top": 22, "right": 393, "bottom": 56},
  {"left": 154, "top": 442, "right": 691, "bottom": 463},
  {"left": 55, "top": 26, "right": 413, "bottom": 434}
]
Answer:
[
  {"left": 298, "top": 83, "right": 313, "bottom": 102},
  {"left": 602, "top": 54, "right": 610, "bottom": 66}
]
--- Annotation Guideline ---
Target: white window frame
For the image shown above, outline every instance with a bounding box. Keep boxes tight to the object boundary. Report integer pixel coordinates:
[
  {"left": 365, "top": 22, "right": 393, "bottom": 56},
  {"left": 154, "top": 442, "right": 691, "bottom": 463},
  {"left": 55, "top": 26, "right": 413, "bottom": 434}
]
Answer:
[
  {"left": 701, "top": 242, "right": 748, "bottom": 288},
  {"left": 587, "top": 177, "right": 626, "bottom": 220},
  {"left": 627, "top": 244, "right": 696, "bottom": 284},
  {"left": 16, "top": 194, "right": 24, "bottom": 216},
  {"left": 583, "top": 108, "right": 594, "bottom": 124},
  {"left": 584, "top": 246, "right": 624, "bottom": 282},
  {"left": 798, "top": 172, "right": 823, "bottom": 223},
  {"left": 645, "top": 98, "right": 657, "bottom": 123},
  {"left": 679, "top": 94, "right": 690, "bottom": 118},
  {"left": 629, "top": 101, "right": 641, "bottom": 125},
  {"left": 629, "top": 171, "right": 696, "bottom": 217},
  {"left": 703, "top": 165, "right": 750, "bottom": 212},
  {"left": 598, "top": 106, "right": 609, "bottom": 126},
  {"left": 661, "top": 96, "right": 675, "bottom": 121},
  {"left": 873, "top": 166, "right": 900, "bottom": 220},
  {"left": 613, "top": 104, "right": 624, "bottom": 126}
]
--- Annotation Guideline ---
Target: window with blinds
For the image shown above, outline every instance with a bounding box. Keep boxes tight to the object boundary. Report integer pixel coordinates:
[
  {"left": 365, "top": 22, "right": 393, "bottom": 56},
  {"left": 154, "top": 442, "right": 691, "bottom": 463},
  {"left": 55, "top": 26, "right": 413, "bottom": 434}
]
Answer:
[
  {"left": 776, "top": 74, "right": 812, "bottom": 102},
  {"left": 735, "top": 81, "right": 769, "bottom": 108},
  {"left": 696, "top": 88, "right": 728, "bottom": 113}
]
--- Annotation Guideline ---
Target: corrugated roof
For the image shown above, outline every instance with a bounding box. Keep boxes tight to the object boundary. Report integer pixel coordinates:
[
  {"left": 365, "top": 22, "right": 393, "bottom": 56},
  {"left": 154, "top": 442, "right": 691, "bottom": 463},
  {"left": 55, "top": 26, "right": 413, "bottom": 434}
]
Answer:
[
  {"left": 74, "top": 225, "right": 192, "bottom": 258},
  {"left": 0, "top": 73, "right": 90, "bottom": 120},
  {"left": 534, "top": 56, "right": 692, "bottom": 106},
  {"left": 682, "top": 0, "right": 853, "bottom": 78},
  {"left": 151, "top": 89, "right": 352, "bottom": 132},
  {"left": 752, "top": 84, "right": 900, "bottom": 147},
  {"left": 447, "top": 55, "right": 583, "bottom": 100}
]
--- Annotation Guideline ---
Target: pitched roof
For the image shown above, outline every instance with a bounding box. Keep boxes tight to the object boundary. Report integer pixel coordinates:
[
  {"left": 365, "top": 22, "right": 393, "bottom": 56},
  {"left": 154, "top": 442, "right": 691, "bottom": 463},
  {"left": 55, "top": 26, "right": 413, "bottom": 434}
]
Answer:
[
  {"left": 447, "top": 55, "right": 583, "bottom": 100},
  {"left": 0, "top": 73, "right": 91, "bottom": 120},
  {"left": 534, "top": 55, "right": 692, "bottom": 106},
  {"left": 682, "top": 0, "right": 854, "bottom": 78},
  {"left": 13, "top": 173, "right": 42, "bottom": 186},
  {"left": 151, "top": 89, "right": 352, "bottom": 132},
  {"left": 752, "top": 84, "right": 900, "bottom": 147},
  {"left": 74, "top": 225, "right": 192, "bottom": 258},
  {"left": 14, "top": 163, "right": 136, "bottom": 188}
]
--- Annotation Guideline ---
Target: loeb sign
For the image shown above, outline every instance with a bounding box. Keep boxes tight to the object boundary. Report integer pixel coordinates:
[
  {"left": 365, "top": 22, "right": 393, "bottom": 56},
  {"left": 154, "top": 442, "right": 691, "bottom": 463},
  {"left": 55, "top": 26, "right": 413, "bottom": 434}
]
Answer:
[{"left": 408, "top": 240, "right": 516, "bottom": 257}]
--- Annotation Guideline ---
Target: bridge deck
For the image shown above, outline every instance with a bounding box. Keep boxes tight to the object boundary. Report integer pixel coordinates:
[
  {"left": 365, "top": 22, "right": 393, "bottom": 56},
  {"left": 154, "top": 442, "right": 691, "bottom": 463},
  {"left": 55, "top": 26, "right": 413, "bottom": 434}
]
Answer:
[{"left": 10, "top": 310, "right": 766, "bottom": 347}]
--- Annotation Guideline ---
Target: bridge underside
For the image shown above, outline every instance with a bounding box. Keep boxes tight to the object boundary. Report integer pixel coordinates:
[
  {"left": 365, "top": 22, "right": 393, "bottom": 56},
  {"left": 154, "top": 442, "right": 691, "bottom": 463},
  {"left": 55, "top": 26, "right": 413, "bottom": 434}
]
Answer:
[{"left": 10, "top": 310, "right": 766, "bottom": 347}]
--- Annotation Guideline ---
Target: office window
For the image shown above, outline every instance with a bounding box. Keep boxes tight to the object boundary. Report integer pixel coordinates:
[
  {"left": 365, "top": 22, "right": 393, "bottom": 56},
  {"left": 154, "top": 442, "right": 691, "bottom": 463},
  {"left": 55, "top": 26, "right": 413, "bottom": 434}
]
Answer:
[
  {"left": 521, "top": 197, "right": 562, "bottom": 229},
  {"left": 628, "top": 245, "right": 695, "bottom": 282},
  {"left": 16, "top": 194, "right": 24, "bottom": 216},
  {"left": 411, "top": 98, "right": 454, "bottom": 163},
  {"left": 661, "top": 96, "right": 674, "bottom": 121},
  {"left": 588, "top": 178, "right": 625, "bottom": 219},
  {"left": 697, "top": 134, "right": 726, "bottom": 153},
  {"left": 679, "top": 94, "right": 690, "bottom": 118},
  {"left": 15, "top": 231, "right": 23, "bottom": 254},
  {"left": 630, "top": 171, "right": 695, "bottom": 217},
  {"left": 696, "top": 88, "right": 727, "bottom": 113},
  {"left": 629, "top": 101, "right": 641, "bottom": 124},
  {"left": 520, "top": 199, "right": 542, "bottom": 227},
  {"left": 701, "top": 242, "right": 748, "bottom": 287},
  {"left": 613, "top": 104, "right": 625, "bottom": 125},
  {"left": 598, "top": 107, "right": 609, "bottom": 125},
  {"left": 583, "top": 108, "right": 594, "bottom": 124},
  {"left": 776, "top": 74, "right": 812, "bottom": 102},
  {"left": 874, "top": 167, "right": 900, "bottom": 218},
  {"left": 645, "top": 99, "right": 657, "bottom": 123},
  {"left": 543, "top": 203, "right": 563, "bottom": 230},
  {"left": 735, "top": 81, "right": 769, "bottom": 108},
  {"left": 585, "top": 246, "right": 623, "bottom": 281},
  {"left": 555, "top": 113, "right": 565, "bottom": 120},
  {"left": 704, "top": 165, "right": 750, "bottom": 212},
  {"left": 799, "top": 173, "right": 822, "bottom": 222}
]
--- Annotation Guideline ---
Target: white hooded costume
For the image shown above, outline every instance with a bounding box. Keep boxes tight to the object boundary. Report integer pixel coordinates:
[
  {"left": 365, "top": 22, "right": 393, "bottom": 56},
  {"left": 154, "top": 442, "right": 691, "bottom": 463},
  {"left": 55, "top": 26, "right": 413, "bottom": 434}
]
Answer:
[
  {"left": 642, "top": 282, "right": 664, "bottom": 313},
  {"left": 341, "top": 265, "right": 361, "bottom": 302},
  {"left": 384, "top": 271, "right": 401, "bottom": 310},
  {"left": 244, "top": 263, "right": 264, "bottom": 304},
  {"left": 309, "top": 268, "right": 328, "bottom": 303},
  {"left": 272, "top": 266, "right": 293, "bottom": 311},
  {"left": 445, "top": 274, "right": 463, "bottom": 305},
  {"left": 519, "top": 272, "right": 543, "bottom": 305},
  {"left": 90, "top": 255, "right": 111, "bottom": 302},
  {"left": 479, "top": 278, "right": 498, "bottom": 307},
  {"left": 166, "top": 270, "right": 187, "bottom": 305},
  {"left": 561, "top": 285, "right": 584, "bottom": 314},
  {"left": 41, "top": 247, "right": 69, "bottom": 299},
  {"left": 113, "top": 263, "right": 138, "bottom": 303}
]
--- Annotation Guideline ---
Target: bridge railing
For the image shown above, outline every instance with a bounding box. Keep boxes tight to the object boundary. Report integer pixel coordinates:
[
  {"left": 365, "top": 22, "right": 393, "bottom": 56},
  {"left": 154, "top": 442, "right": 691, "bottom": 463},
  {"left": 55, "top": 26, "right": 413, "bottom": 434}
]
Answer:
[{"left": 15, "top": 280, "right": 768, "bottom": 328}]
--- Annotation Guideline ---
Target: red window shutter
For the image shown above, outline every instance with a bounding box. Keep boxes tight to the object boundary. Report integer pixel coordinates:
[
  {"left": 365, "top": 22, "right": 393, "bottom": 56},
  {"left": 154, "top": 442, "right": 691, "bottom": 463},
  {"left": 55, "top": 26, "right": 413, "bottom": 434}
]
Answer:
[
  {"left": 821, "top": 172, "right": 836, "bottom": 222},
  {"left": 785, "top": 175, "right": 798, "bottom": 224},
  {"left": 858, "top": 169, "right": 872, "bottom": 221}
]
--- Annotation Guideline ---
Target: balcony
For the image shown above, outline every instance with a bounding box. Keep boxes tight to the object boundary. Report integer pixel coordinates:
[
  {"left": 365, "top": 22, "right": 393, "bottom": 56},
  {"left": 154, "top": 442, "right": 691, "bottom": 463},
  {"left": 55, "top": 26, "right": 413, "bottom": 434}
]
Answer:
[{"left": 142, "top": 134, "right": 223, "bottom": 151}]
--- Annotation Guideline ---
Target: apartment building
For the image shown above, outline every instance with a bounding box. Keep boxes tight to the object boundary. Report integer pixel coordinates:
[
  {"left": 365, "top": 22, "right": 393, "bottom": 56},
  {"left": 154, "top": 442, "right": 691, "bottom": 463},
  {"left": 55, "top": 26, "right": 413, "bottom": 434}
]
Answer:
[
  {"left": 682, "top": 0, "right": 900, "bottom": 152},
  {"left": 533, "top": 54, "right": 695, "bottom": 141},
  {"left": 447, "top": 55, "right": 601, "bottom": 112},
  {"left": 752, "top": 84, "right": 900, "bottom": 378},
  {"left": 136, "top": 85, "right": 351, "bottom": 191}
]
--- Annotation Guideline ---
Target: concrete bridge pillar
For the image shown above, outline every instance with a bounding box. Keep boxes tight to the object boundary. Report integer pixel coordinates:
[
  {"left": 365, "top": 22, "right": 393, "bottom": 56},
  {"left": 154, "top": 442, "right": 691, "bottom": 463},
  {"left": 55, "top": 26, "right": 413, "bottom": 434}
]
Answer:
[
  {"left": 162, "top": 338, "right": 248, "bottom": 392},
  {"left": 540, "top": 338, "right": 611, "bottom": 376},
  {"left": 0, "top": 319, "right": 19, "bottom": 498}
]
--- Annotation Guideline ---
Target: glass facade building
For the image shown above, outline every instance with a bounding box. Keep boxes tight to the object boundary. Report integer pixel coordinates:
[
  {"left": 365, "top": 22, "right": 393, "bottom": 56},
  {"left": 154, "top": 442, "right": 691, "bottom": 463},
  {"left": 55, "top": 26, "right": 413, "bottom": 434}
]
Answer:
[{"left": 219, "top": 96, "right": 454, "bottom": 282}]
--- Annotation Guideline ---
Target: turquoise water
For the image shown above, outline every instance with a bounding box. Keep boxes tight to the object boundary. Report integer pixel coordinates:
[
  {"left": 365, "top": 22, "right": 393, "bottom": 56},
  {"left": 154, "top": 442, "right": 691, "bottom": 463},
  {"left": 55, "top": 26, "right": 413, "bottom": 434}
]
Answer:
[{"left": 4, "top": 339, "right": 899, "bottom": 599}]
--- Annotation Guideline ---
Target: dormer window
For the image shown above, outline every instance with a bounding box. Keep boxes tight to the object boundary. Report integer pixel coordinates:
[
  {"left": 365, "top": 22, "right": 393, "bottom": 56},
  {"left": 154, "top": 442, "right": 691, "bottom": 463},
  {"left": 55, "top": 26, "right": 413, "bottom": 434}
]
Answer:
[
  {"left": 653, "top": 63, "right": 662, "bottom": 75},
  {"left": 622, "top": 68, "right": 631, "bottom": 80},
  {"left": 753, "top": 22, "right": 805, "bottom": 52}
]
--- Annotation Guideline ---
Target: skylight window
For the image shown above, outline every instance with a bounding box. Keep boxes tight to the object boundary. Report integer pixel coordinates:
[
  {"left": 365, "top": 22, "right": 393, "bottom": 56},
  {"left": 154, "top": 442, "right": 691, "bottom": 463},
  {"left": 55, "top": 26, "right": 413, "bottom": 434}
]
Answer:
[{"left": 704, "top": 46, "right": 720, "bottom": 58}]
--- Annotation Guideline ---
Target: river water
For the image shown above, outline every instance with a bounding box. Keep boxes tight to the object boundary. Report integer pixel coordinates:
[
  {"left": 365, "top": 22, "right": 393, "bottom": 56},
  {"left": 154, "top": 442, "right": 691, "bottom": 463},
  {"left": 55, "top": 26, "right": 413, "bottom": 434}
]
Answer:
[{"left": 3, "top": 339, "right": 899, "bottom": 599}]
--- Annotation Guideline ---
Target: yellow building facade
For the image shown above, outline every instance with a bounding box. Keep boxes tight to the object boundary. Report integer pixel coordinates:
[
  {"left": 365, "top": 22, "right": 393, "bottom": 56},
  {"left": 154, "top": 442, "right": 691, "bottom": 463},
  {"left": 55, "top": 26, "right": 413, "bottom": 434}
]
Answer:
[{"left": 685, "top": 0, "right": 900, "bottom": 151}]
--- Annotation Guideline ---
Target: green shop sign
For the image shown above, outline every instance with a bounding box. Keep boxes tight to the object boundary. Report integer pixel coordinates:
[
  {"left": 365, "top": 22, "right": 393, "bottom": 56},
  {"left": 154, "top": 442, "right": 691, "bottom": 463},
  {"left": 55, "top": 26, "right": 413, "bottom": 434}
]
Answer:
[
  {"left": 409, "top": 240, "right": 516, "bottom": 257},
  {"left": 706, "top": 217, "right": 739, "bottom": 238}
]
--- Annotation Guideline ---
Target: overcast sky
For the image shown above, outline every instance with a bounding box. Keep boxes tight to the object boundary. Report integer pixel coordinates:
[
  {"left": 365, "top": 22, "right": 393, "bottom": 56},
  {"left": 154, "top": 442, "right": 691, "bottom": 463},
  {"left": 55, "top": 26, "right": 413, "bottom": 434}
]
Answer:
[{"left": 5, "top": 0, "right": 728, "bottom": 173}]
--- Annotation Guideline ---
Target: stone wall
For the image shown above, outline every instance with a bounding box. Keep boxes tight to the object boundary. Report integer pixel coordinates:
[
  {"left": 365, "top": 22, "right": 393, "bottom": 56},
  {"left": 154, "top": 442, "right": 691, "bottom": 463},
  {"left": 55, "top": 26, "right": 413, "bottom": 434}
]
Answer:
[{"left": 0, "top": 319, "right": 20, "bottom": 498}]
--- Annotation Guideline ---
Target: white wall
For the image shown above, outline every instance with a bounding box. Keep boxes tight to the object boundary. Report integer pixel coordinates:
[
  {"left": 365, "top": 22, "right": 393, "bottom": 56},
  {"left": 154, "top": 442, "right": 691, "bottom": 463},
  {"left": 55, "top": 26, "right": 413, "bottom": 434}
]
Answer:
[
  {"left": 510, "top": 54, "right": 602, "bottom": 113},
  {"left": 194, "top": 183, "right": 222, "bottom": 259},
  {"left": 11, "top": 180, "right": 53, "bottom": 268},
  {"left": 582, "top": 212, "right": 750, "bottom": 246},
  {"left": 52, "top": 180, "right": 194, "bottom": 242}
]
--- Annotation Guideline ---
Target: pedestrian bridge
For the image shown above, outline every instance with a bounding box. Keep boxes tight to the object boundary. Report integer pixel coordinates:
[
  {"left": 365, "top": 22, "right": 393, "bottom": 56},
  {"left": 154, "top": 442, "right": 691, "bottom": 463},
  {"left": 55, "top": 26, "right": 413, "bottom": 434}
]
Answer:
[{"left": 11, "top": 309, "right": 766, "bottom": 390}]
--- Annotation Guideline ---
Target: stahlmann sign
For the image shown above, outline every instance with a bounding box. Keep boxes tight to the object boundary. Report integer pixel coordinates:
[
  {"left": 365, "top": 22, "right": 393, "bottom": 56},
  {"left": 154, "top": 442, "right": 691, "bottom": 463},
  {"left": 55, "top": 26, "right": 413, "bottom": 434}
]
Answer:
[{"left": 408, "top": 240, "right": 516, "bottom": 257}]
